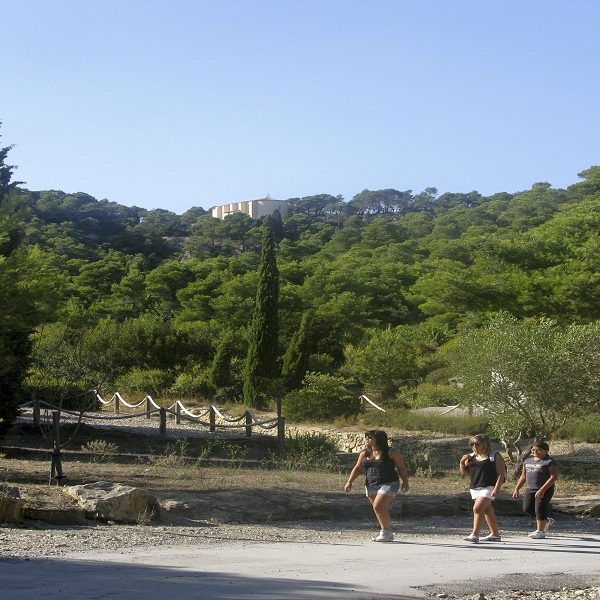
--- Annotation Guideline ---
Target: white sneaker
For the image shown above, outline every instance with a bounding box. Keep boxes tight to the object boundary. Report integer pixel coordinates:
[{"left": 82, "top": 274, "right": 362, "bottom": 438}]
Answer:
[
  {"left": 543, "top": 517, "right": 555, "bottom": 533},
  {"left": 372, "top": 530, "right": 394, "bottom": 542},
  {"left": 529, "top": 530, "right": 545, "bottom": 539},
  {"left": 463, "top": 533, "right": 479, "bottom": 543},
  {"left": 480, "top": 534, "right": 502, "bottom": 542}
]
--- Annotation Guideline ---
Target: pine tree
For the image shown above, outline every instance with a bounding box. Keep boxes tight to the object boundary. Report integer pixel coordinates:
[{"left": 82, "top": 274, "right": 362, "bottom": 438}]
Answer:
[
  {"left": 282, "top": 310, "right": 314, "bottom": 390},
  {"left": 243, "top": 223, "right": 279, "bottom": 407},
  {"left": 0, "top": 124, "right": 31, "bottom": 435}
]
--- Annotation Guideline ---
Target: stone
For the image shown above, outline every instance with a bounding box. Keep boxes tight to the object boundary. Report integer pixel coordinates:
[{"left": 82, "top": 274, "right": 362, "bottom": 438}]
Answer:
[
  {"left": 64, "top": 481, "right": 160, "bottom": 524},
  {"left": 23, "top": 507, "right": 88, "bottom": 525},
  {"left": 549, "top": 495, "right": 600, "bottom": 517},
  {"left": 0, "top": 485, "right": 24, "bottom": 524}
]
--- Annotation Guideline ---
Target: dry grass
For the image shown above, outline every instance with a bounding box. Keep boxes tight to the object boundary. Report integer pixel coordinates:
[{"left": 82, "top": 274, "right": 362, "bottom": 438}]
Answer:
[{"left": 2, "top": 422, "right": 600, "bottom": 515}]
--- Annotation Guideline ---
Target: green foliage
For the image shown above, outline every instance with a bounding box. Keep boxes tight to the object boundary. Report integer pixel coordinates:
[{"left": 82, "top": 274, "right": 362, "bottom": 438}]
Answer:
[
  {"left": 395, "top": 382, "right": 460, "bottom": 409},
  {"left": 266, "top": 432, "right": 341, "bottom": 472},
  {"left": 282, "top": 372, "right": 360, "bottom": 422},
  {"left": 554, "top": 414, "right": 600, "bottom": 443},
  {"left": 281, "top": 310, "right": 314, "bottom": 390},
  {"left": 449, "top": 312, "right": 600, "bottom": 453},
  {"left": 361, "top": 408, "right": 489, "bottom": 436},
  {"left": 209, "top": 333, "right": 236, "bottom": 389},
  {"left": 168, "top": 366, "right": 213, "bottom": 399},
  {"left": 115, "top": 367, "right": 174, "bottom": 398},
  {"left": 344, "top": 326, "right": 420, "bottom": 398},
  {"left": 244, "top": 224, "right": 279, "bottom": 407}
]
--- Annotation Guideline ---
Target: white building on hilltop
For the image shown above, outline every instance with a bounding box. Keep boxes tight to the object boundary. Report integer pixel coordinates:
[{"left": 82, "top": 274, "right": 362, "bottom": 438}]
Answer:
[{"left": 211, "top": 197, "right": 288, "bottom": 220}]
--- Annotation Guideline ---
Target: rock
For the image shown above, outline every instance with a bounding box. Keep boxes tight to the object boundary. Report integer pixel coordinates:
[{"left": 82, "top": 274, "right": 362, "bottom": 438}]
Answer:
[
  {"left": 64, "top": 481, "right": 160, "bottom": 524},
  {"left": 550, "top": 496, "right": 600, "bottom": 517},
  {"left": 23, "top": 507, "right": 88, "bottom": 525},
  {"left": 0, "top": 485, "right": 24, "bottom": 524}
]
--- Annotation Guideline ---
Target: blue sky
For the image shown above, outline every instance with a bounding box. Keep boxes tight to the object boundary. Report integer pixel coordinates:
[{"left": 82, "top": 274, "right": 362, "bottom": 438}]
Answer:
[{"left": 3, "top": 0, "right": 599, "bottom": 214}]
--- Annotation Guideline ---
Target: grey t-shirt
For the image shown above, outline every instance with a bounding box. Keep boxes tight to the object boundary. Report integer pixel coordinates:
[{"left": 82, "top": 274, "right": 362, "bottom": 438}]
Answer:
[{"left": 524, "top": 456, "right": 557, "bottom": 490}]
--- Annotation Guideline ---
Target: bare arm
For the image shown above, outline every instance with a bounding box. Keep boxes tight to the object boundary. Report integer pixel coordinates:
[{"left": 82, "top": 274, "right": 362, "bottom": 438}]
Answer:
[
  {"left": 512, "top": 468, "right": 526, "bottom": 498},
  {"left": 344, "top": 451, "right": 366, "bottom": 493},
  {"left": 492, "top": 453, "right": 506, "bottom": 497},
  {"left": 459, "top": 453, "right": 472, "bottom": 476},
  {"left": 391, "top": 450, "right": 410, "bottom": 493}
]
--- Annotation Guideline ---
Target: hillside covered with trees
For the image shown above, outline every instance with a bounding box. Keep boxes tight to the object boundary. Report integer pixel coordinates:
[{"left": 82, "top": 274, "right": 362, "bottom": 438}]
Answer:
[{"left": 2, "top": 123, "right": 600, "bottom": 449}]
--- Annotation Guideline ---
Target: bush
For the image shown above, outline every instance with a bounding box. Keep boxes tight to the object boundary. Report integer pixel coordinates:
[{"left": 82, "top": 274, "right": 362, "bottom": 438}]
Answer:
[
  {"left": 555, "top": 414, "right": 600, "bottom": 443},
  {"left": 266, "top": 432, "right": 341, "bottom": 471},
  {"left": 395, "top": 383, "right": 461, "bottom": 409},
  {"left": 362, "top": 408, "right": 489, "bottom": 436},
  {"left": 282, "top": 372, "right": 360, "bottom": 422},
  {"left": 116, "top": 368, "right": 173, "bottom": 398},
  {"left": 169, "top": 366, "right": 213, "bottom": 399}
]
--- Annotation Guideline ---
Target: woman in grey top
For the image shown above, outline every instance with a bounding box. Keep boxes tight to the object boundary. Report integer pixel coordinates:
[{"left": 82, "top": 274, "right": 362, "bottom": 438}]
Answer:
[{"left": 512, "top": 440, "right": 559, "bottom": 539}]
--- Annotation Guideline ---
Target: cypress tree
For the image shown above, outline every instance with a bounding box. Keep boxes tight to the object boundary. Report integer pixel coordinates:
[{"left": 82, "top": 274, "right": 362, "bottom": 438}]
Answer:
[
  {"left": 282, "top": 310, "right": 314, "bottom": 390},
  {"left": 243, "top": 223, "right": 279, "bottom": 407},
  {"left": 209, "top": 333, "right": 234, "bottom": 389}
]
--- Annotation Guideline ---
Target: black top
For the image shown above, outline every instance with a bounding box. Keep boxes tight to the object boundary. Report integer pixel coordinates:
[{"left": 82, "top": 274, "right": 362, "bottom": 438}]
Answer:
[
  {"left": 363, "top": 453, "right": 399, "bottom": 486},
  {"left": 468, "top": 454, "right": 499, "bottom": 489},
  {"left": 524, "top": 456, "right": 557, "bottom": 490}
]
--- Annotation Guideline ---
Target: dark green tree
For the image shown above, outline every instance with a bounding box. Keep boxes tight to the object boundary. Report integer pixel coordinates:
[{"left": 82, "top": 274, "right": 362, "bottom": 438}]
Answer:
[
  {"left": 281, "top": 310, "right": 314, "bottom": 390},
  {"left": 243, "top": 223, "right": 279, "bottom": 407},
  {"left": 0, "top": 125, "right": 31, "bottom": 433},
  {"left": 209, "top": 332, "right": 235, "bottom": 389}
]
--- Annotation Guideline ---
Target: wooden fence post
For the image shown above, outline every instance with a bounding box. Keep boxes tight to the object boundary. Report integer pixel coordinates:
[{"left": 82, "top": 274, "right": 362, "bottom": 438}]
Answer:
[
  {"left": 245, "top": 411, "right": 252, "bottom": 438},
  {"left": 50, "top": 411, "right": 65, "bottom": 483},
  {"left": 115, "top": 394, "right": 120, "bottom": 415},
  {"left": 159, "top": 407, "right": 167, "bottom": 435},
  {"left": 32, "top": 398, "right": 40, "bottom": 428},
  {"left": 175, "top": 402, "right": 181, "bottom": 425},
  {"left": 209, "top": 406, "right": 216, "bottom": 433},
  {"left": 146, "top": 397, "right": 151, "bottom": 419}
]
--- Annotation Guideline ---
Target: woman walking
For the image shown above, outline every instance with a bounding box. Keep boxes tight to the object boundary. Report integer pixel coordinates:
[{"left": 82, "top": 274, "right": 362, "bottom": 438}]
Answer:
[
  {"left": 459, "top": 434, "right": 506, "bottom": 543},
  {"left": 344, "top": 429, "right": 410, "bottom": 542},
  {"left": 512, "top": 440, "right": 559, "bottom": 539}
]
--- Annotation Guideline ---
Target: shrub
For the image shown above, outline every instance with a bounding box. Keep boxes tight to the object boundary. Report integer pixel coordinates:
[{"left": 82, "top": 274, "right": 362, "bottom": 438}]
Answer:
[
  {"left": 265, "top": 432, "right": 341, "bottom": 471},
  {"left": 555, "top": 414, "right": 600, "bottom": 443},
  {"left": 282, "top": 372, "right": 360, "bottom": 422},
  {"left": 395, "top": 383, "right": 461, "bottom": 409},
  {"left": 116, "top": 368, "right": 173, "bottom": 398},
  {"left": 169, "top": 366, "right": 213, "bottom": 398},
  {"left": 362, "top": 408, "right": 489, "bottom": 436}
]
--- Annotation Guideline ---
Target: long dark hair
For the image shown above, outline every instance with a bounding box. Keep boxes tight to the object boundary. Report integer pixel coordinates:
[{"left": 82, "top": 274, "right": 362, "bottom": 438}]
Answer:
[{"left": 366, "top": 429, "right": 391, "bottom": 461}]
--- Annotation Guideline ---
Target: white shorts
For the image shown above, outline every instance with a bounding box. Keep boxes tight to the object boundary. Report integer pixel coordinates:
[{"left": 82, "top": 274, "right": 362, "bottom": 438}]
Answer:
[{"left": 470, "top": 486, "right": 495, "bottom": 500}]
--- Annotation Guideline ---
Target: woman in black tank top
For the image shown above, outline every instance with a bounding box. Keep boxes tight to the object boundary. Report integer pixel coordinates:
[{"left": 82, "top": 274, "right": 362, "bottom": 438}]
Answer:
[
  {"left": 344, "top": 430, "right": 409, "bottom": 542},
  {"left": 459, "top": 434, "right": 506, "bottom": 543}
]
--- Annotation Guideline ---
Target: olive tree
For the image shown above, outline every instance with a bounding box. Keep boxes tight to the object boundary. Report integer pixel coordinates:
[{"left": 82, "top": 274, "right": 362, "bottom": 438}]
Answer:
[{"left": 450, "top": 312, "right": 600, "bottom": 461}]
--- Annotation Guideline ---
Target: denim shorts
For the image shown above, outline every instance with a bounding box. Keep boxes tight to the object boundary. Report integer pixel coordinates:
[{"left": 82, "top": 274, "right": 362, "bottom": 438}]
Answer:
[{"left": 365, "top": 481, "right": 400, "bottom": 497}]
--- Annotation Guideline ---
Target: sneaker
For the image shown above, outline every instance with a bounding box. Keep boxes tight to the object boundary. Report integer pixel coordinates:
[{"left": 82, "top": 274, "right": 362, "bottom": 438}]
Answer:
[
  {"left": 480, "top": 534, "right": 502, "bottom": 542},
  {"left": 463, "top": 533, "right": 479, "bottom": 543},
  {"left": 372, "top": 530, "right": 394, "bottom": 542},
  {"left": 543, "top": 517, "right": 555, "bottom": 533},
  {"left": 529, "top": 530, "right": 545, "bottom": 539}
]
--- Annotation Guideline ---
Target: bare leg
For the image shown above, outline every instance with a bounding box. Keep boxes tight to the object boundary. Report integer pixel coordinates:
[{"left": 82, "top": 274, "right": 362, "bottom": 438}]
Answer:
[
  {"left": 471, "top": 497, "right": 492, "bottom": 535},
  {"left": 537, "top": 518, "right": 547, "bottom": 532},
  {"left": 368, "top": 493, "right": 395, "bottom": 530},
  {"left": 483, "top": 503, "right": 500, "bottom": 536}
]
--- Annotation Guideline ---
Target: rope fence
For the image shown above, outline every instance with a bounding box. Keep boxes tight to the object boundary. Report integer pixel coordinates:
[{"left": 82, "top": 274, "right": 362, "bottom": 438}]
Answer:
[{"left": 20, "top": 391, "right": 285, "bottom": 445}]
